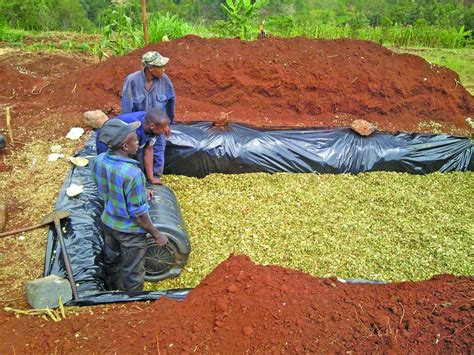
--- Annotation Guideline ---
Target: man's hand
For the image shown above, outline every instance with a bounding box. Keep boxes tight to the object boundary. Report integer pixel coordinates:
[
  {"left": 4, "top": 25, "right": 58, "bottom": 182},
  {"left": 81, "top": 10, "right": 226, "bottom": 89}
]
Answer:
[
  {"left": 152, "top": 231, "right": 168, "bottom": 247},
  {"left": 164, "top": 126, "right": 171, "bottom": 139},
  {"left": 148, "top": 176, "right": 164, "bottom": 185},
  {"left": 147, "top": 189, "right": 154, "bottom": 200}
]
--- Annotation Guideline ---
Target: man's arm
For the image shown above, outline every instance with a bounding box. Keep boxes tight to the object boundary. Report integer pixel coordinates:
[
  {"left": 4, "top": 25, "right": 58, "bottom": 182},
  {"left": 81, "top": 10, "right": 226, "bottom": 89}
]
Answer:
[
  {"left": 144, "top": 145, "right": 162, "bottom": 184},
  {"left": 121, "top": 77, "right": 133, "bottom": 114},
  {"left": 165, "top": 78, "right": 175, "bottom": 124},
  {"left": 126, "top": 172, "right": 167, "bottom": 247},
  {"left": 133, "top": 213, "right": 168, "bottom": 247},
  {"left": 96, "top": 131, "right": 108, "bottom": 155},
  {"left": 166, "top": 97, "right": 175, "bottom": 124}
]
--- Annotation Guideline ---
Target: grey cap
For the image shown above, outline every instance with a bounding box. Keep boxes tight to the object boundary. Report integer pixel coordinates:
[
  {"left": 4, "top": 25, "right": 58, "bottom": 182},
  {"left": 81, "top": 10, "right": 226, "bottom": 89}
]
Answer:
[
  {"left": 142, "top": 51, "right": 170, "bottom": 67},
  {"left": 99, "top": 120, "right": 141, "bottom": 148}
]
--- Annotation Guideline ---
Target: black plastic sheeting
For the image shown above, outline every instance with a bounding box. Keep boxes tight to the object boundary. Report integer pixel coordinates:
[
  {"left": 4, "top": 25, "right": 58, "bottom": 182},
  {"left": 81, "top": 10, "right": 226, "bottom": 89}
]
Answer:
[
  {"left": 67, "top": 289, "right": 191, "bottom": 307},
  {"left": 44, "top": 123, "right": 473, "bottom": 306},
  {"left": 164, "top": 122, "right": 473, "bottom": 177},
  {"left": 43, "top": 133, "right": 190, "bottom": 305}
]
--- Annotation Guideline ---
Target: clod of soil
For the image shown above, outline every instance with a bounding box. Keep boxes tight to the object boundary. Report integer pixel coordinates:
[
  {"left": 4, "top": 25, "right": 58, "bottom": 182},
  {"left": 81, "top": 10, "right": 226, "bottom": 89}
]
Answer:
[
  {"left": 351, "top": 119, "right": 376, "bottom": 136},
  {"left": 1, "top": 255, "right": 472, "bottom": 353}
]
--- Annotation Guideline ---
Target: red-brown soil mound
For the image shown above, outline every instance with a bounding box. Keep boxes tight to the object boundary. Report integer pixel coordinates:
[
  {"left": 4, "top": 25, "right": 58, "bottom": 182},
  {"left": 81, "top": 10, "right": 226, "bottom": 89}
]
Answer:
[
  {"left": 46, "top": 35, "right": 473, "bottom": 132},
  {"left": 1, "top": 255, "right": 472, "bottom": 353},
  {"left": 0, "top": 51, "right": 91, "bottom": 106}
]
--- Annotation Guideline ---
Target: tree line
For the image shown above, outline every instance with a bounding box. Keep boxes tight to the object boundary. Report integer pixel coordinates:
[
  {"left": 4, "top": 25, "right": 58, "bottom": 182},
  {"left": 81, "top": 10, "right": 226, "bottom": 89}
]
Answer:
[{"left": 1, "top": 0, "right": 473, "bottom": 33}]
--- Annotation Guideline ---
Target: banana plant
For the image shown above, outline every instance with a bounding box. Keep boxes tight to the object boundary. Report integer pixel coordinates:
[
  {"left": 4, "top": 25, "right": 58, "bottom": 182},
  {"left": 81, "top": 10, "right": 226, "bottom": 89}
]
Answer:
[{"left": 220, "top": 0, "right": 268, "bottom": 40}]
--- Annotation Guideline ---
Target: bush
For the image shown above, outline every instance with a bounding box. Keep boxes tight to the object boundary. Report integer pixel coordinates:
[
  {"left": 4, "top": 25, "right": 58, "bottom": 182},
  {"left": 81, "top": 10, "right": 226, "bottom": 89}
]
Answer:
[
  {"left": 148, "top": 13, "right": 192, "bottom": 42},
  {"left": 0, "top": 26, "right": 26, "bottom": 42}
]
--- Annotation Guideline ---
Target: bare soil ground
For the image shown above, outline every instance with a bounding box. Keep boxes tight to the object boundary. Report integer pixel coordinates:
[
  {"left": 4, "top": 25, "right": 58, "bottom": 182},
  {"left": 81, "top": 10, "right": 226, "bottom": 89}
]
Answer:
[{"left": 0, "top": 255, "right": 472, "bottom": 353}]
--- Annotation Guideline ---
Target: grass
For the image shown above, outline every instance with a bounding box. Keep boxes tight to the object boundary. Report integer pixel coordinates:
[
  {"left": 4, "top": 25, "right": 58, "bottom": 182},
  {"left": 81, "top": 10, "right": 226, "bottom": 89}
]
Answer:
[
  {"left": 265, "top": 21, "right": 472, "bottom": 49},
  {"left": 0, "top": 28, "right": 99, "bottom": 53},
  {"left": 150, "top": 172, "right": 474, "bottom": 291}
]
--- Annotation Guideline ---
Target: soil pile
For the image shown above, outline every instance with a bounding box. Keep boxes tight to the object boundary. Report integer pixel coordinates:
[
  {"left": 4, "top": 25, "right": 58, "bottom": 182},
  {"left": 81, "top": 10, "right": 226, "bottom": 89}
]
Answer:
[
  {"left": 0, "top": 61, "right": 41, "bottom": 102},
  {"left": 1, "top": 255, "right": 472, "bottom": 353},
  {"left": 0, "top": 51, "right": 91, "bottom": 106},
  {"left": 47, "top": 35, "right": 474, "bottom": 131}
]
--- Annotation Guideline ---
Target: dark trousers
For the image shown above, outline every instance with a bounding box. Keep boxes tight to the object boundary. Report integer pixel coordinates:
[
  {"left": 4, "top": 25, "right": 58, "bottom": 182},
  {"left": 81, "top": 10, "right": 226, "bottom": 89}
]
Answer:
[{"left": 102, "top": 225, "right": 147, "bottom": 291}]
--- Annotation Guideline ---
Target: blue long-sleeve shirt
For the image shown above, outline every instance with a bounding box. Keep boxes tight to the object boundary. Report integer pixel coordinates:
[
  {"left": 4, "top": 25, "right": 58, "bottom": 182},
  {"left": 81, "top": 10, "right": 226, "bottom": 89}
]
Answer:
[
  {"left": 121, "top": 70, "right": 175, "bottom": 123},
  {"left": 96, "top": 111, "right": 156, "bottom": 172},
  {"left": 121, "top": 70, "right": 174, "bottom": 175}
]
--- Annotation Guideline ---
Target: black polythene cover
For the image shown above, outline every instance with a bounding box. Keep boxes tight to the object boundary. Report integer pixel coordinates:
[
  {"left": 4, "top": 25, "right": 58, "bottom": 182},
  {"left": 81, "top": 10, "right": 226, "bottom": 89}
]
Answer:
[{"left": 164, "top": 122, "right": 473, "bottom": 177}]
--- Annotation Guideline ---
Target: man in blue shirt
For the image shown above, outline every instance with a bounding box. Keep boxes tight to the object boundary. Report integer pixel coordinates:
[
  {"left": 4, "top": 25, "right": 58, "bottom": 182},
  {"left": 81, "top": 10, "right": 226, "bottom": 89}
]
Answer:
[
  {"left": 121, "top": 51, "right": 175, "bottom": 179},
  {"left": 96, "top": 109, "right": 169, "bottom": 185},
  {"left": 92, "top": 119, "right": 168, "bottom": 291}
]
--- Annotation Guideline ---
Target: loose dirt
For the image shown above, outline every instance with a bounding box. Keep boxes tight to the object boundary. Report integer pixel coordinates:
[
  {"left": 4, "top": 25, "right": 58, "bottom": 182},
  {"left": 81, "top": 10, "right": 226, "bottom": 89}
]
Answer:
[
  {"left": 1, "top": 36, "right": 473, "bottom": 134},
  {"left": 0, "top": 255, "right": 472, "bottom": 353}
]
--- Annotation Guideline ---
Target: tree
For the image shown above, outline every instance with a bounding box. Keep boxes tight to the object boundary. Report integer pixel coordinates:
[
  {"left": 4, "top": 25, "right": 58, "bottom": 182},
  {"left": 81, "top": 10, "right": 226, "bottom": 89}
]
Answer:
[
  {"left": 464, "top": 4, "right": 474, "bottom": 31},
  {"left": 50, "top": 0, "right": 92, "bottom": 30},
  {"left": 80, "top": 0, "right": 111, "bottom": 27},
  {"left": 0, "top": 0, "right": 51, "bottom": 30}
]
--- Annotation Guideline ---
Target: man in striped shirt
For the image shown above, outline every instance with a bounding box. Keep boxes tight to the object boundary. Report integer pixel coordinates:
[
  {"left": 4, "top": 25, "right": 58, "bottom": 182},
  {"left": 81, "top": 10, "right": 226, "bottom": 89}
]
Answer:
[{"left": 92, "top": 119, "right": 168, "bottom": 291}]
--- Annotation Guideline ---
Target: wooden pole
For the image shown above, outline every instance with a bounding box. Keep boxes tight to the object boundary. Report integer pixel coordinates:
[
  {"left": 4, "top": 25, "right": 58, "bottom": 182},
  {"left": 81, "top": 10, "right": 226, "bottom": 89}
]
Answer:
[
  {"left": 0, "top": 202, "right": 6, "bottom": 233},
  {"left": 0, "top": 223, "right": 45, "bottom": 238},
  {"left": 141, "top": 0, "right": 149, "bottom": 46},
  {"left": 6, "top": 107, "right": 14, "bottom": 146}
]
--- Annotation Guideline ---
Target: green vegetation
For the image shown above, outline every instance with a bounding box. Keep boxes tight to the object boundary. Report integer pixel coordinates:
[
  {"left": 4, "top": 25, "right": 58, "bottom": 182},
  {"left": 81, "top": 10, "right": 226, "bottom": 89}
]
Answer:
[
  {"left": 219, "top": 0, "right": 269, "bottom": 39},
  {"left": 151, "top": 172, "right": 474, "bottom": 290},
  {"left": 265, "top": 20, "right": 472, "bottom": 48},
  {"left": 0, "top": 0, "right": 92, "bottom": 31},
  {"left": 147, "top": 13, "right": 212, "bottom": 42},
  {"left": 1, "top": 0, "right": 473, "bottom": 51}
]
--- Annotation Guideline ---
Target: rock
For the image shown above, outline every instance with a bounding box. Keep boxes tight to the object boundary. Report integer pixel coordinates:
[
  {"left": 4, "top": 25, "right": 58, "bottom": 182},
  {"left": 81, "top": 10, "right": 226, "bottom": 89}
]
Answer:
[
  {"left": 212, "top": 111, "right": 232, "bottom": 129},
  {"left": 25, "top": 275, "right": 73, "bottom": 309},
  {"left": 83, "top": 110, "right": 109, "bottom": 129},
  {"left": 350, "top": 119, "right": 376, "bottom": 136}
]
